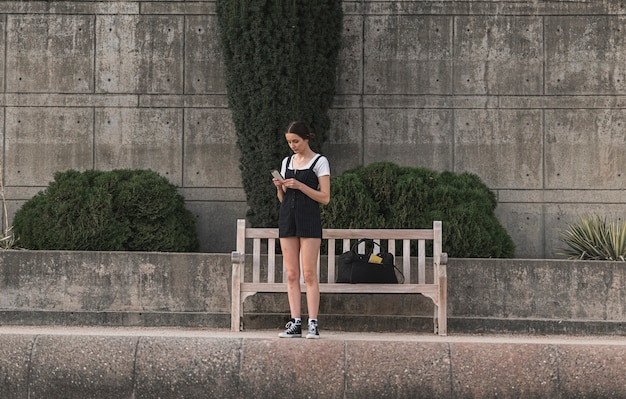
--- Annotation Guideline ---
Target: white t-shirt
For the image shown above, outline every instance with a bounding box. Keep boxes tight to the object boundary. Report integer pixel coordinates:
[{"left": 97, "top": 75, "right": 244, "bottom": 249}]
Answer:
[{"left": 281, "top": 154, "right": 330, "bottom": 178}]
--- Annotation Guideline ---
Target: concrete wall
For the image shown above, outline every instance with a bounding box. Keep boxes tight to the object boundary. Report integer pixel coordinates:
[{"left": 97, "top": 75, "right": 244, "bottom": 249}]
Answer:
[
  {"left": 1, "top": 251, "right": 624, "bottom": 336},
  {"left": 2, "top": 1, "right": 626, "bottom": 258}
]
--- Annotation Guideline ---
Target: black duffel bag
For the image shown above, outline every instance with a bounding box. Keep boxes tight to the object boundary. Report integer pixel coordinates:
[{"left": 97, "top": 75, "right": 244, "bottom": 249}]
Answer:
[{"left": 337, "top": 239, "right": 404, "bottom": 284}]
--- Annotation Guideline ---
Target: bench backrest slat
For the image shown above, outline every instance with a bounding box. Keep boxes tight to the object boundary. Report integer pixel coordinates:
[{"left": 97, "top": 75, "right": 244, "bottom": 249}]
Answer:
[
  {"left": 245, "top": 228, "right": 278, "bottom": 239},
  {"left": 253, "top": 238, "right": 261, "bottom": 283},
  {"left": 418, "top": 240, "right": 426, "bottom": 284},
  {"left": 328, "top": 239, "right": 336, "bottom": 283},
  {"left": 403, "top": 239, "right": 411, "bottom": 283},
  {"left": 324, "top": 229, "right": 434, "bottom": 240},
  {"left": 268, "top": 239, "right": 276, "bottom": 283}
]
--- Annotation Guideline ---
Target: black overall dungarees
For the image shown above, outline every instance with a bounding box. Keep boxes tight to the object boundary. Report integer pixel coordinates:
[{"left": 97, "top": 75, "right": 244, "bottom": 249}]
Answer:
[{"left": 278, "top": 155, "right": 323, "bottom": 238}]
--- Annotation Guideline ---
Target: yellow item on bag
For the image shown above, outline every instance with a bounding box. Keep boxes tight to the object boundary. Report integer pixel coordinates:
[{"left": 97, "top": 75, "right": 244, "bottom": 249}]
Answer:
[{"left": 368, "top": 254, "right": 383, "bottom": 264}]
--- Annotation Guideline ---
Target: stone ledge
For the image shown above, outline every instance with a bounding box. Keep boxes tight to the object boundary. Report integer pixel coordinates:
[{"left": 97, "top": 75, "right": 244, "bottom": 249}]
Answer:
[{"left": 1, "top": 330, "right": 626, "bottom": 398}]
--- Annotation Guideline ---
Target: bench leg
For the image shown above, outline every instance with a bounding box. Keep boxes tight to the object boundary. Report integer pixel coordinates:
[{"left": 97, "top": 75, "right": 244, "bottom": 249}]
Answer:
[
  {"left": 231, "top": 263, "right": 242, "bottom": 332},
  {"left": 438, "top": 270, "right": 448, "bottom": 336}
]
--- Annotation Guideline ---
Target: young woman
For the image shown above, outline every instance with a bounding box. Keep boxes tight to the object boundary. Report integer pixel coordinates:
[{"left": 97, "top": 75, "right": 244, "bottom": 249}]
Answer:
[{"left": 272, "top": 121, "right": 331, "bottom": 338}]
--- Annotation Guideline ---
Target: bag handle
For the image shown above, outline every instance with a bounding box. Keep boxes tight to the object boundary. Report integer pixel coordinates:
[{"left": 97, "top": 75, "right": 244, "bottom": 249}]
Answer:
[
  {"left": 350, "top": 238, "right": 381, "bottom": 255},
  {"left": 394, "top": 265, "right": 405, "bottom": 284}
]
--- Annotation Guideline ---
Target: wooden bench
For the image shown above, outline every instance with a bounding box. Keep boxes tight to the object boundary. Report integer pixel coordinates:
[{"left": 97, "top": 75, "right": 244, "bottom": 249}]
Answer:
[{"left": 230, "top": 219, "right": 448, "bottom": 335}]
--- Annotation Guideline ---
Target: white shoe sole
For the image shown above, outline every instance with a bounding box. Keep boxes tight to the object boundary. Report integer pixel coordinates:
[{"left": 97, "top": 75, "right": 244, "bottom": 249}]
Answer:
[{"left": 278, "top": 333, "right": 301, "bottom": 338}]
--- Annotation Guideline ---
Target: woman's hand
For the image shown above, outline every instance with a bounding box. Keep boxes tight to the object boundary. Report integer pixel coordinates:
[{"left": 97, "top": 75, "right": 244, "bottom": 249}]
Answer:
[
  {"left": 282, "top": 178, "right": 301, "bottom": 190},
  {"left": 272, "top": 178, "right": 284, "bottom": 189},
  {"left": 281, "top": 176, "right": 330, "bottom": 205}
]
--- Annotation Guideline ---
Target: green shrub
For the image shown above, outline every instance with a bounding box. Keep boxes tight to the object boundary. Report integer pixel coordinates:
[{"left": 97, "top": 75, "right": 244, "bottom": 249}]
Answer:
[
  {"left": 557, "top": 214, "right": 626, "bottom": 260},
  {"left": 13, "top": 169, "right": 199, "bottom": 252},
  {"left": 321, "top": 162, "right": 515, "bottom": 258}
]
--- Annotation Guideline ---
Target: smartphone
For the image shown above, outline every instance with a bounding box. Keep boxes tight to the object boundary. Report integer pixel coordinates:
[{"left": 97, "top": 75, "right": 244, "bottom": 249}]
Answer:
[{"left": 271, "top": 170, "right": 284, "bottom": 181}]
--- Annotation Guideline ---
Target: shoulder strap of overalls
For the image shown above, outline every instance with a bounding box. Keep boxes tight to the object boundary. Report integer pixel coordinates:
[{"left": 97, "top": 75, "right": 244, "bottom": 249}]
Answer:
[{"left": 309, "top": 154, "right": 322, "bottom": 170}]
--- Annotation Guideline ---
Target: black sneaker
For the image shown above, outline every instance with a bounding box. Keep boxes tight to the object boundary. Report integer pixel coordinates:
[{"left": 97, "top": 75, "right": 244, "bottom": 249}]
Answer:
[
  {"left": 278, "top": 319, "right": 302, "bottom": 338},
  {"left": 306, "top": 319, "right": 320, "bottom": 339}
]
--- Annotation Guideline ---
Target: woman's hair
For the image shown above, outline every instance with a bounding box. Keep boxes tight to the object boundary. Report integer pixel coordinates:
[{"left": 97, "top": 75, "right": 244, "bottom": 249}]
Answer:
[{"left": 286, "top": 121, "right": 315, "bottom": 140}]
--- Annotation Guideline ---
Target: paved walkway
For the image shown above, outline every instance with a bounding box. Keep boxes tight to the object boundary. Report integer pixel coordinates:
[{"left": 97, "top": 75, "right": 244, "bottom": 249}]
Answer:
[{"left": 1, "top": 325, "right": 625, "bottom": 344}]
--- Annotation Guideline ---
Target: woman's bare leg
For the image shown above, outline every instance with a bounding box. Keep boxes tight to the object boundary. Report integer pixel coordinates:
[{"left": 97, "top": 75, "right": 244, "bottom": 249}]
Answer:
[
  {"left": 280, "top": 237, "right": 302, "bottom": 318},
  {"left": 300, "top": 237, "right": 321, "bottom": 319}
]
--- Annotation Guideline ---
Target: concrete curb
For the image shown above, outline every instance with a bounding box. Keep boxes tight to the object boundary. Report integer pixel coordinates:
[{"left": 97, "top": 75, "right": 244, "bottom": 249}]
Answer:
[{"left": 1, "top": 327, "right": 625, "bottom": 398}]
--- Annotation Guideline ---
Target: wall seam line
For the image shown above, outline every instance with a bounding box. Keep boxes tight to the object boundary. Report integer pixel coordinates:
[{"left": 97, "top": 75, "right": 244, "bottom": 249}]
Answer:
[{"left": 26, "top": 334, "right": 40, "bottom": 399}]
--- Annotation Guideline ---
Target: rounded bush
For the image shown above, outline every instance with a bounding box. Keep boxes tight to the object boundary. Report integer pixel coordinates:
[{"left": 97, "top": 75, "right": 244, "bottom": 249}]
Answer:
[
  {"left": 321, "top": 162, "right": 515, "bottom": 258},
  {"left": 13, "top": 169, "right": 199, "bottom": 252}
]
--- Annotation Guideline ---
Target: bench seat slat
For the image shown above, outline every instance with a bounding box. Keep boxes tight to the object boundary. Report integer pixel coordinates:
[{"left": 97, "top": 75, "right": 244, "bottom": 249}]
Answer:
[{"left": 241, "top": 283, "right": 439, "bottom": 295}]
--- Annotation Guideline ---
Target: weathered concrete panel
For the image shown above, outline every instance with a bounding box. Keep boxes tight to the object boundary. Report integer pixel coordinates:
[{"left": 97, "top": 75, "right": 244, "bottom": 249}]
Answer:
[
  {"left": 239, "top": 339, "right": 345, "bottom": 398},
  {"left": 545, "top": 109, "right": 626, "bottom": 189},
  {"left": 0, "top": 334, "right": 32, "bottom": 399},
  {"left": 454, "top": 16, "right": 543, "bottom": 95},
  {"left": 0, "top": 2, "right": 139, "bottom": 14},
  {"left": 94, "top": 108, "right": 183, "bottom": 186},
  {"left": 0, "top": 250, "right": 140, "bottom": 311},
  {"left": 448, "top": 258, "right": 626, "bottom": 322},
  {"left": 325, "top": 108, "right": 363, "bottom": 175},
  {"left": 186, "top": 201, "right": 248, "bottom": 253},
  {"left": 364, "top": 15, "right": 452, "bottom": 94},
  {"left": 3, "top": 93, "right": 137, "bottom": 108},
  {"left": 455, "top": 109, "right": 543, "bottom": 189},
  {"left": 29, "top": 335, "right": 136, "bottom": 399},
  {"left": 5, "top": 107, "right": 94, "bottom": 186},
  {"left": 96, "top": 15, "right": 184, "bottom": 94},
  {"left": 0, "top": 251, "right": 234, "bottom": 314},
  {"left": 546, "top": 16, "right": 626, "bottom": 94},
  {"left": 137, "top": 252, "right": 231, "bottom": 312},
  {"left": 6, "top": 15, "right": 94, "bottom": 93},
  {"left": 451, "top": 343, "right": 559, "bottom": 398},
  {"left": 363, "top": 109, "right": 453, "bottom": 170},
  {"left": 185, "top": 15, "right": 226, "bottom": 94},
  {"left": 142, "top": 2, "right": 214, "bottom": 15},
  {"left": 494, "top": 202, "right": 543, "bottom": 259},
  {"left": 557, "top": 345, "right": 626, "bottom": 398},
  {"left": 183, "top": 108, "right": 239, "bottom": 187},
  {"left": 336, "top": 16, "right": 362, "bottom": 95},
  {"left": 135, "top": 337, "right": 241, "bottom": 399},
  {"left": 450, "top": 259, "right": 533, "bottom": 319},
  {"left": 345, "top": 340, "right": 451, "bottom": 398}
]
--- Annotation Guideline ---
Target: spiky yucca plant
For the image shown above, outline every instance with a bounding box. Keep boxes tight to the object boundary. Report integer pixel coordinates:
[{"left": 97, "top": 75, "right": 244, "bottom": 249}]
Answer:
[{"left": 557, "top": 215, "right": 626, "bottom": 260}]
